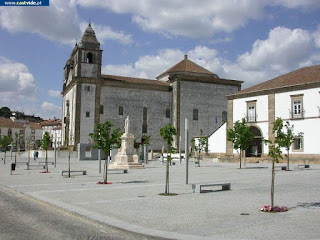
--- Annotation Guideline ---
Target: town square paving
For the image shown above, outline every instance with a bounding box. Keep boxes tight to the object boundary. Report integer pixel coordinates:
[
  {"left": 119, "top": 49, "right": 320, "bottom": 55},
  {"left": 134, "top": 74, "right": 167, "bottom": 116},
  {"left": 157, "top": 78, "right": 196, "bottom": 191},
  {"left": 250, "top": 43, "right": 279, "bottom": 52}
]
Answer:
[{"left": 1, "top": 153, "right": 319, "bottom": 239}]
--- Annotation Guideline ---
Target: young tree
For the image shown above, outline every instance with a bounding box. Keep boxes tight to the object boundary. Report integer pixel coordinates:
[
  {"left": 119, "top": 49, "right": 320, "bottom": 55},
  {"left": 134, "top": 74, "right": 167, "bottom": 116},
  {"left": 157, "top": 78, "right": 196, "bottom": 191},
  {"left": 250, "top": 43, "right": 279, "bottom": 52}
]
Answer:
[
  {"left": 160, "top": 125, "right": 177, "bottom": 195},
  {"left": 0, "top": 135, "right": 13, "bottom": 164},
  {"left": 278, "top": 121, "right": 303, "bottom": 171},
  {"left": 41, "top": 132, "right": 51, "bottom": 173},
  {"left": 191, "top": 129, "right": 207, "bottom": 167},
  {"left": 264, "top": 118, "right": 284, "bottom": 210},
  {"left": 142, "top": 135, "right": 150, "bottom": 164},
  {"left": 89, "top": 121, "right": 122, "bottom": 184},
  {"left": 227, "top": 118, "right": 254, "bottom": 168}
]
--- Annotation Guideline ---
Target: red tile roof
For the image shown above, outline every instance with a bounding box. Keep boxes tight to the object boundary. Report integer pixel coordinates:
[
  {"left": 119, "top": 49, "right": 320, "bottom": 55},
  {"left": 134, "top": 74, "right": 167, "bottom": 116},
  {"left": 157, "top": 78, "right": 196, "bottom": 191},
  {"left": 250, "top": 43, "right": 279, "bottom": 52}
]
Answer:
[
  {"left": 29, "top": 122, "right": 42, "bottom": 129},
  {"left": 157, "top": 55, "right": 219, "bottom": 79},
  {"left": 0, "top": 118, "right": 24, "bottom": 129},
  {"left": 40, "top": 119, "right": 62, "bottom": 127},
  {"left": 231, "top": 65, "right": 320, "bottom": 97}
]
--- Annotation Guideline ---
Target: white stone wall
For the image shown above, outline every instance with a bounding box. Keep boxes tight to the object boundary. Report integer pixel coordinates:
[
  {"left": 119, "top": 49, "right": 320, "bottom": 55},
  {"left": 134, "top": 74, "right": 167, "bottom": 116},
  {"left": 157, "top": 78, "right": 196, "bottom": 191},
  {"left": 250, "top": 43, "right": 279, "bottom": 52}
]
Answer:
[
  {"left": 208, "top": 122, "right": 226, "bottom": 153},
  {"left": 62, "top": 84, "right": 77, "bottom": 146},
  {"left": 233, "top": 95, "right": 269, "bottom": 122},
  {"left": 275, "top": 87, "right": 320, "bottom": 154},
  {"left": 81, "top": 63, "right": 99, "bottom": 78},
  {"left": 80, "top": 84, "right": 96, "bottom": 144}
]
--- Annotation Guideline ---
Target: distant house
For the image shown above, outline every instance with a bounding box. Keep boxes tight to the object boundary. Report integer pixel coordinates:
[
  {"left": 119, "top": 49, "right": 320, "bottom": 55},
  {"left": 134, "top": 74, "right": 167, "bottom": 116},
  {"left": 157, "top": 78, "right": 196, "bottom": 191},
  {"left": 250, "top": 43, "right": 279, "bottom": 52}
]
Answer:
[
  {"left": 40, "top": 119, "right": 62, "bottom": 148},
  {"left": 0, "top": 117, "right": 43, "bottom": 149},
  {"left": 208, "top": 65, "right": 320, "bottom": 163}
]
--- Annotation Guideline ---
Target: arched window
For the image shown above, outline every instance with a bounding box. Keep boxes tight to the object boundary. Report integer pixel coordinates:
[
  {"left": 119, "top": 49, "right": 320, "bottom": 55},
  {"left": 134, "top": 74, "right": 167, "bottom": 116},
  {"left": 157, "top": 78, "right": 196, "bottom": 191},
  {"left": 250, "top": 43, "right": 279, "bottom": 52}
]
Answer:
[
  {"left": 222, "top": 111, "right": 227, "bottom": 122},
  {"left": 86, "top": 52, "right": 93, "bottom": 63}
]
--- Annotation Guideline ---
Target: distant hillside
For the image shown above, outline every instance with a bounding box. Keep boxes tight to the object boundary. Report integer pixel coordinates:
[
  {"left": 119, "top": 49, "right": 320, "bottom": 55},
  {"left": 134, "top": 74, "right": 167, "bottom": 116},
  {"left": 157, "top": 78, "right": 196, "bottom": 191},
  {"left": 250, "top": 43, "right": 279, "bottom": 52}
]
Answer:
[{"left": 0, "top": 106, "right": 43, "bottom": 123}]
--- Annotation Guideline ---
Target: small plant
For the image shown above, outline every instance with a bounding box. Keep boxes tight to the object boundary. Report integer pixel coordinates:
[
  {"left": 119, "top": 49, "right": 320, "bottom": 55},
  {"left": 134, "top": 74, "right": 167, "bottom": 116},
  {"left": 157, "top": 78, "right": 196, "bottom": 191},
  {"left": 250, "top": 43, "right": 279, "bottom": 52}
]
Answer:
[{"left": 260, "top": 205, "right": 288, "bottom": 212}]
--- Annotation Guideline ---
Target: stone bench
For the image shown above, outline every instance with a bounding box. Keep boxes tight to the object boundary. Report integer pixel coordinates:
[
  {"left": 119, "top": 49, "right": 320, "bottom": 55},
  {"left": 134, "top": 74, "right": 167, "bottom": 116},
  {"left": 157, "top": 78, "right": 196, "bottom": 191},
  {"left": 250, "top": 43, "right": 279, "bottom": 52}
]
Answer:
[
  {"left": 192, "top": 182, "right": 231, "bottom": 193},
  {"left": 61, "top": 170, "right": 87, "bottom": 176},
  {"left": 298, "top": 164, "right": 310, "bottom": 169},
  {"left": 275, "top": 166, "right": 287, "bottom": 170},
  {"left": 39, "top": 162, "right": 54, "bottom": 165},
  {"left": 108, "top": 169, "right": 128, "bottom": 173}
]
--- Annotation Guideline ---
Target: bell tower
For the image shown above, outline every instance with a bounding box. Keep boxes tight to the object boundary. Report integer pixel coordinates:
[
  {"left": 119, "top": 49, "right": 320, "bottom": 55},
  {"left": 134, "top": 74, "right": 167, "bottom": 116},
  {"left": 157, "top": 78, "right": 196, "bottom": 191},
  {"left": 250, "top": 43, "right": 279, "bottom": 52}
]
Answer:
[{"left": 75, "top": 23, "right": 103, "bottom": 78}]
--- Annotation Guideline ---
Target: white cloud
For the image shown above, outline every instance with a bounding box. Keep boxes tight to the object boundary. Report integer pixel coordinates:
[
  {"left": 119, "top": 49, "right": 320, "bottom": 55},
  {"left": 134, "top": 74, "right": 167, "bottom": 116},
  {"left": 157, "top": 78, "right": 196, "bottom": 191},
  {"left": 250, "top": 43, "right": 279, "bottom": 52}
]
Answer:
[
  {"left": 80, "top": 22, "right": 133, "bottom": 45},
  {"left": 78, "top": 0, "right": 264, "bottom": 38},
  {"left": 272, "top": 0, "right": 320, "bottom": 9},
  {"left": 48, "top": 90, "right": 61, "bottom": 98},
  {"left": 237, "top": 27, "right": 313, "bottom": 73},
  {"left": 0, "top": 0, "right": 81, "bottom": 44},
  {"left": 77, "top": 0, "right": 320, "bottom": 39},
  {"left": 41, "top": 102, "right": 62, "bottom": 119},
  {"left": 0, "top": 57, "right": 38, "bottom": 102},
  {"left": 101, "top": 26, "right": 320, "bottom": 89},
  {"left": 313, "top": 26, "right": 320, "bottom": 49}
]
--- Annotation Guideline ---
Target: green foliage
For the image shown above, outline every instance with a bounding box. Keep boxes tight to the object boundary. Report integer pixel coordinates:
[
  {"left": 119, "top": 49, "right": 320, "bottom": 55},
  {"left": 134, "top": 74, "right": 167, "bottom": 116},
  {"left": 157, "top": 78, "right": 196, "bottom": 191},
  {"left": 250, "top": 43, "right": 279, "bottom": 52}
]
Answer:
[
  {"left": 160, "top": 125, "right": 177, "bottom": 195},
  {"left": 89, "top": 121, "right": 122, "bottom": 157},
  {"left": 41, "top": 132, "right": 51, "bottom": 151},
  {"left": 227, "top": 118, "right": 253, "bottom": 168},
  {"left": 142, "top": 135, "right": 150, "bottom": 146},
  {"left": 160, "top": 125, "right": 177, "bottom": 154},
  {"left": 191, "top": 129, "right": 208, "bottom": 167},
  {"left": 0, "top": 135, "right": 13, "bottom": 152},
  {"left": 0, "top": 106, "right": 43, "bottom": 122},
  {"left": 227, "top": 118, "right": 253, "bottom": 152}
]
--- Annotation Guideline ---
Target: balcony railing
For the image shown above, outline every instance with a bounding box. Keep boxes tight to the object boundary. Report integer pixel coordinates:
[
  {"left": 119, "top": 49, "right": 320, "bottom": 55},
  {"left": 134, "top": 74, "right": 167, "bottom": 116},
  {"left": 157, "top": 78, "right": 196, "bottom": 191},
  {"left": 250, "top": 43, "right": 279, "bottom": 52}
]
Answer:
[{"left": 290, "top": 109, "right": 305, "bottom": 119}]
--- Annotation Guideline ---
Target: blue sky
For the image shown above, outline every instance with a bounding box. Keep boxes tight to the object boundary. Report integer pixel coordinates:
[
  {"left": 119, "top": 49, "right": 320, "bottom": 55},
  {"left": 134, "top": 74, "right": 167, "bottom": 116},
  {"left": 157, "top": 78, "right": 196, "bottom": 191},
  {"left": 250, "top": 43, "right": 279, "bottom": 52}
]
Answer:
[{"left": 0, "top": 0, "right": 320, "bottom": 119}]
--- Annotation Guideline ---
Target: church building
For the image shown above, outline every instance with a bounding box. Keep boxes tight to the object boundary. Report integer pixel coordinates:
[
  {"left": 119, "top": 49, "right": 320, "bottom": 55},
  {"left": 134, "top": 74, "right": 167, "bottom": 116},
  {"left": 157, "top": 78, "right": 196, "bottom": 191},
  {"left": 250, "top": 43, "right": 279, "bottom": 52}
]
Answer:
[{"left": 61, "top": 24, "right": 242, "bottom": 151}]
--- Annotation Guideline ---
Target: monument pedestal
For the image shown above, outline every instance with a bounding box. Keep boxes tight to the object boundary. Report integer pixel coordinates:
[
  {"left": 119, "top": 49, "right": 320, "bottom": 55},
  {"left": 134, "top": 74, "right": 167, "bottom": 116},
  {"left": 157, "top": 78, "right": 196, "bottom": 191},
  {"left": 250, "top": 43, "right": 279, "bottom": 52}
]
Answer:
[{"left": 110, "top": 133, "right": 144, "bottom": 169}]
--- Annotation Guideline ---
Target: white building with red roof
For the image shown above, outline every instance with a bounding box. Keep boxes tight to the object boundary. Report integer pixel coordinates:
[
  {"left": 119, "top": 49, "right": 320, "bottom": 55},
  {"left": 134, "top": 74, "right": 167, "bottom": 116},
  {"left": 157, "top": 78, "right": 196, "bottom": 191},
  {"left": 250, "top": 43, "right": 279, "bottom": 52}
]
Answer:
[{"left": 208, "top": 65, "right": 320, "bottom": 163}]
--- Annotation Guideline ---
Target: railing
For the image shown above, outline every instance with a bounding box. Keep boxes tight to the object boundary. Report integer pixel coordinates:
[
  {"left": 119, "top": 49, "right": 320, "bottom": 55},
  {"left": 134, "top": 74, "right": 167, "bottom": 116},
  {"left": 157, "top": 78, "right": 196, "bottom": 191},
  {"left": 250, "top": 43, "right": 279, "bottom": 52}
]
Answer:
[{"left": 290, "top": 110, "right": 305, "bottom": 119}]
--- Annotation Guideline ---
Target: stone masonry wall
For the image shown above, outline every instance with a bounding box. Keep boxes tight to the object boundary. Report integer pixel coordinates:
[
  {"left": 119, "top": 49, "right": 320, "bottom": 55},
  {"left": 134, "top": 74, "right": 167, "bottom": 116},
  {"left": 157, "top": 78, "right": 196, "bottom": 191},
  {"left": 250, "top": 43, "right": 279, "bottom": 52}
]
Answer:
[{"left": 100, "top": 86, "right": 171, "bottom": 151}]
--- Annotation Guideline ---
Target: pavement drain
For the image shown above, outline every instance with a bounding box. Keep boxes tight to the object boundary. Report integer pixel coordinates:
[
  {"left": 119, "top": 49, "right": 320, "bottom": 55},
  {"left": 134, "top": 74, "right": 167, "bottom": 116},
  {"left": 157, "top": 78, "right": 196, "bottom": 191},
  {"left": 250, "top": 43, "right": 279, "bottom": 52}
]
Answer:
[
  {"left": 138, "top": 196, "right": 146, "bottom": 198},
  {"left": 240, "top": 213, "right": 250, "bottom": 215}
]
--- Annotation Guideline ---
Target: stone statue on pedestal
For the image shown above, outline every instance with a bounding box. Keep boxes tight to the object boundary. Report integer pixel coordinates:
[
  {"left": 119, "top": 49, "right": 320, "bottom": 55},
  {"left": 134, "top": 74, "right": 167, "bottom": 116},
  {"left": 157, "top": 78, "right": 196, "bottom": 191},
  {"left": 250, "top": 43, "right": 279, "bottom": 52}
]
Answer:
[{"left": 109, "top": 116, "right": 144, "bottom": 169}]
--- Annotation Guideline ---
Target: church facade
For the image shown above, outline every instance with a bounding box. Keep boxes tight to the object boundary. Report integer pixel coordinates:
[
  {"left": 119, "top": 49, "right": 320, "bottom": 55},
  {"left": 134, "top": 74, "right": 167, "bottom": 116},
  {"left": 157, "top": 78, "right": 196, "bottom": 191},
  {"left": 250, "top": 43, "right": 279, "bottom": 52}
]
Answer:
[{"left": 61, "top": 24, "right": 242, "bottom": 151}]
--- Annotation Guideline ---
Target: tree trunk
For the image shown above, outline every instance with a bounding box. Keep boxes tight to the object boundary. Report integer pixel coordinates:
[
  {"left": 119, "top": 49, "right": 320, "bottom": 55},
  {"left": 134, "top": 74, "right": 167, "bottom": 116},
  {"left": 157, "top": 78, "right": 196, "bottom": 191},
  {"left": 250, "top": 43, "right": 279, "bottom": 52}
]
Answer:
[
  {"left": 68, "top": 151, "right": 71, "bottom": 177},
  {"left": 45, "top": 150, "right": 48, "bottom": 172},
  {"left": 287, "top": 149, "right": 290, "bottom": 171},
  {"left": 271, "top": 158, "right": 275, "bottom": 209},
  {"left": 104, "top": 149, "right": 109, "bottom": 183},
  {"left": 4, "top": 151, "right": 6, "bottom": 164},
  {"left": 198, "top": 151, "right": 200, "bottom": 167},
  {"left": 239, "top": 150, "right": 242, "bottom": 169},
  {"left": 165, "top": 152, "right": 169, "bottom": 194}
]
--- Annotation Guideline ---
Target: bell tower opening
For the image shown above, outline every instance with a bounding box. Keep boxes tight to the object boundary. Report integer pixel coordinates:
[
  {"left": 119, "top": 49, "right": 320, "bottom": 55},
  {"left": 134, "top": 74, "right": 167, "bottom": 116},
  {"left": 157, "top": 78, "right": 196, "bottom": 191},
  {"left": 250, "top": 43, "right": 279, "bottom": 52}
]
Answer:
[{"left": 86, "top": 52, "right": 93, "bottom": 63}]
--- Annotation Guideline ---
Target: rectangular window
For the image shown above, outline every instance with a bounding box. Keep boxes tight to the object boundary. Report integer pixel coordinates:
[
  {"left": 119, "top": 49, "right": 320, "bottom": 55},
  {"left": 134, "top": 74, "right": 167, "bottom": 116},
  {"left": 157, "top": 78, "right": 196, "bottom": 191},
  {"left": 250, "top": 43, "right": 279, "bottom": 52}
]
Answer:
[
  {"left": 119, "top": 106, "right": 124, "bottom": 115},
  {"left": 84, "top": 85, "right": 90, "bottom": 92},
  {"left": 247, "top": 101, "right": 256, "bottom": 122},
  {"left": 293, "top": 136, "right": 303, "bottom": 151},
  {"left": 31, "top": 129, "right": 35, "bottom": 134},
  {"left": 142, "top": 124, "right": 148, "bottom": 134},
  {"left": 100, "top": 105, "right": 104, "bottom": 114},
  {"left": 143, "top": 107, "right": 147, "bottom": 121},
  {"left": 166, "top": 109, "right": 170, "bottom": 118},
  {"left": 8, "top": 129, "right": 12, "bottom": 137},
  {"left": 20, "top": 130, "right": 24, "bottom": 135},
  {"left": 193, "top": 109, "right": 198, "bottom": 121},
  {"left": 291, "top": 94, "right": 303, "bottom": 119},
  {"left": 86, "top": 111, "right": 90, "bottom": 118}
]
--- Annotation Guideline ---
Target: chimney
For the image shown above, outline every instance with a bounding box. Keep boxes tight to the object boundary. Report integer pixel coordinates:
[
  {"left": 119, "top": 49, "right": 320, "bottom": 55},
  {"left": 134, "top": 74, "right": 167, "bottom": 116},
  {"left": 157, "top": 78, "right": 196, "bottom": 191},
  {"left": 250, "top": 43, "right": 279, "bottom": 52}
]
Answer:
[{"left": 184, "top": 54, "right": 188, "bottom": 60}]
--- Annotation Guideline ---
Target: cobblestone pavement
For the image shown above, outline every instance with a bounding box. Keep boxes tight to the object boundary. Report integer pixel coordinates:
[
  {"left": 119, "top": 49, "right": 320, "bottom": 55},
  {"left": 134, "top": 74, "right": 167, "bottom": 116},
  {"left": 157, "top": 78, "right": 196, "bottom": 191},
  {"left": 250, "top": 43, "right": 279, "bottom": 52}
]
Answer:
[{"left": 1, "top": 153, "right": 320, "bottom": 239}]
